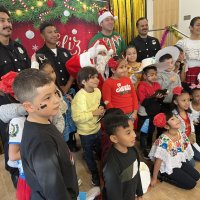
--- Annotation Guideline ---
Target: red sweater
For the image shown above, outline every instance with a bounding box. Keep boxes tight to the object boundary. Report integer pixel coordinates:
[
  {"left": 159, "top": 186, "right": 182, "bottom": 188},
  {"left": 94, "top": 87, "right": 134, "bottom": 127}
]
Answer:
[
  {"left": 137, "top": 81, "right": 161, "bottom": 104},
  {"left": 102, "top": 77, "right": 138, "bottom": 114}
]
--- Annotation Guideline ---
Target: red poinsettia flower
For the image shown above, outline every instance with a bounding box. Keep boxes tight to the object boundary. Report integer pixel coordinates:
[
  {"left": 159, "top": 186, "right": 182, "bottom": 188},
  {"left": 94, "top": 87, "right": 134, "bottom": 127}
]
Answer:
[
  {"left": 173, "top": 86, "right": 183, "bottom": 96},
  {"left": 0, "top": 71, "right": 18, "bottom": 97},
  {"left": 153, "top": 113, "right": 167, "bottom": 128},
  {"left": 107, "top": 58, "right": 118, "bottom": 70}
]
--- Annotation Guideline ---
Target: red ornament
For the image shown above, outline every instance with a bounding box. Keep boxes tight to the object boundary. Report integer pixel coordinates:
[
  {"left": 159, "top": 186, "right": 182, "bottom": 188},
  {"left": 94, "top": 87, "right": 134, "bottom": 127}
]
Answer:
[
  {"left": 47, "top": 0, "right": 54, "bottom": 8},
  {"left": 153, "top": 113, "right": 167, "bottom": 128},
  {"left": 173, "top": 86, "right": 183, "bottom": 96}
]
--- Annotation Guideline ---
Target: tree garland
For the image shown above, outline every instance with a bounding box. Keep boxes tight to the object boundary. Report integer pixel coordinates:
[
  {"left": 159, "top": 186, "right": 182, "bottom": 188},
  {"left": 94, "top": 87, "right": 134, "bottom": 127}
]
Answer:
[{"left": 0, "top": 0, "right": 107, "bottom": 27}]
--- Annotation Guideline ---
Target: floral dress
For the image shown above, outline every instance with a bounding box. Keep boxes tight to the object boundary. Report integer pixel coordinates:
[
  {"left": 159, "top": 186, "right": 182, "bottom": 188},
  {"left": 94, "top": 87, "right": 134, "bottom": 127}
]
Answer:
[{"left": 149, "top": 131, "right": 194, "bottom": 175}]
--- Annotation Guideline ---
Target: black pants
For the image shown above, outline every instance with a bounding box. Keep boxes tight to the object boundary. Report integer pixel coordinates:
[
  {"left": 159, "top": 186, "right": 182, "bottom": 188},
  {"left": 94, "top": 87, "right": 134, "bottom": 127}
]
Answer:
[
  {"left": 194, "top": 123, "right": 200, "bottom": 146},
  {"left": 161, "top": 162, "right": 200, "bottom": 189},
  {"left": 156, "top": 103, "right": 171, "bottom": 138},
  {"left": 138, "top": 115, "right": 155, "bottom": 150}
]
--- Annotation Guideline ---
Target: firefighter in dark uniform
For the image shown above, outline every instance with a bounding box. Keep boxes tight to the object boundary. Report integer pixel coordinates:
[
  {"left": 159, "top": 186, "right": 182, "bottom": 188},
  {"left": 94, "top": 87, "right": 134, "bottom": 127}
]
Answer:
[
  {"left": 129, "top": 17, "right": 161, "bottom": 62},
  {"left": 0, "top": 5, "right": 30, "bottom": 188},
  {"left": 35, "top": 22, "right": 74, "bottom": 94}
]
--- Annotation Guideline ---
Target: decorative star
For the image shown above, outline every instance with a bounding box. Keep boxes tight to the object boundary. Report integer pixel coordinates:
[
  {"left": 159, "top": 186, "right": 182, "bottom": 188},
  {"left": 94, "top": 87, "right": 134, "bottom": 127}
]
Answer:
[{"left": 32, "top": 44, "right": 39, "bottom": 51}]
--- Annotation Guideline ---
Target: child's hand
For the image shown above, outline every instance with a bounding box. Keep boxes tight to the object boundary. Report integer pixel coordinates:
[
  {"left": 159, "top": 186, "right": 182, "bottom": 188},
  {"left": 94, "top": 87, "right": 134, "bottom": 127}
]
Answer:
[
  {"left": 155, "top": 93, "right": 164, "bottom": 99},
  {"left": 131, "top": 111, "right": 137, "bottom": 120},
  {"left": 170, "top": 76, "right": 176, "bottom": 82},
  {"left": 92, "top": 106, "right": 105, "bottom": 117},
  {"left": 150, "top": 178, "right": 157, "bottom": 187},
  {"left": 66, "top": 94, "right": 72, "bottom": 101}
]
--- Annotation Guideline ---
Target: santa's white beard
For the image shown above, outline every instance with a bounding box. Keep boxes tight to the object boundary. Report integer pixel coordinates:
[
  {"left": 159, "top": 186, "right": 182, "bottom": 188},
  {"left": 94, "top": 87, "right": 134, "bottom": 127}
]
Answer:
[{"left": 96, "top": 55, "right": 110, "bottom": 80}]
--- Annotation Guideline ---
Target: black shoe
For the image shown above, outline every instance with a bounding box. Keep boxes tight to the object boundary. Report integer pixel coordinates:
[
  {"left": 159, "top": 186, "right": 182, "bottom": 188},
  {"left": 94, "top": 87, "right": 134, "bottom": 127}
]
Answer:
[
  {"left": 11, "top": 174, "right": 19, "bottom": 188},
  {"left": 143, "top": 149, "right": 150, "bottom": 160},
  {"left": 92, "top": 173, "right": 100, "bottom": 186}
]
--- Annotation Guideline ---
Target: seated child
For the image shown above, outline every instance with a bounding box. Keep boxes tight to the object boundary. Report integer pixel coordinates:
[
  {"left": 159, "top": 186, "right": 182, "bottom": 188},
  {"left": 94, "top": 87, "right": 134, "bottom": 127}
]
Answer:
[
  {"left": 149, "top": 111, "right": 199, "bottom": 189},
  {"left": 12, "top": 69, "right": 79, "bottom": 200},
  {"left": 137, "top": 60, "right": 164, "bottom": 159},
  {"left": 172, "top": 86, "right": 200, "bottom": 161},
  {"left": 103, "top": 114, "right": 143, "bottom": 200},
  {"left": 71, "top": 67, "right": 104, "bottom": 186},
  {"left": 102, "top": 56, "right": 138, "bottom": 121},
  {"left": 125, "top": 45, "right": 142, "bottom": 89},
  {"left": 156, "top": 46, "right": 181, "bottom": 110},
  {"left": 190, "top": 82, "right": 200, "bottom": 146}
]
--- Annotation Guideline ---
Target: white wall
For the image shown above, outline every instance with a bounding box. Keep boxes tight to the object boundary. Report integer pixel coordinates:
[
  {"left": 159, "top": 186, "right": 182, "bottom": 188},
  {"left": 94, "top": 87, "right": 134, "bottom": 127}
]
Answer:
[
  {"left": 179, "top": 0, "right": 200, "bottom": 37},
  {"left": 146, "top": 0, "right": 200, "bottom": 37},
  {"left": 146, "top": 0, "right": 154, "bottom": 36}
]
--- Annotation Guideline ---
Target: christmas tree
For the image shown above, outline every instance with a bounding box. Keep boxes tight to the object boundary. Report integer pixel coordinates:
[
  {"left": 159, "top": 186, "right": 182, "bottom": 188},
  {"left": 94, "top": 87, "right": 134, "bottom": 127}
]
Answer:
[{"left": 1, "top": 0, "right": 108, "bottom": 27}]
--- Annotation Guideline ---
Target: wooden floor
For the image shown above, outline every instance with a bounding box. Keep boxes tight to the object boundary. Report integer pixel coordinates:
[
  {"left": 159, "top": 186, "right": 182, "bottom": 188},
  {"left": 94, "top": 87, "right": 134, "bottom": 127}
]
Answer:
[{"left": 0, "top": 141, "right": 200, "bottom": 200}]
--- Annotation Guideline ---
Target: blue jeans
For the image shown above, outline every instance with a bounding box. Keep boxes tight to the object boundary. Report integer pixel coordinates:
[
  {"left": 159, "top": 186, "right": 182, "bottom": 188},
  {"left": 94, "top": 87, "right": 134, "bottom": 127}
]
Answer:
[{"left": 80, "top": 130, "right": 101, "bottom": 174}]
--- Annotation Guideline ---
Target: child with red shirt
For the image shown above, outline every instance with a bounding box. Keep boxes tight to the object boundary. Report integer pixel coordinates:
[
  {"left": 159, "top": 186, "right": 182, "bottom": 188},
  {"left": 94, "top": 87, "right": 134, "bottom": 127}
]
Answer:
[
  {"left": 171, "top": 86, "right": 200, "bottom": 162},
  {"left": 102, "top": 56, "right": 138, "bottom": 121},
  {"left": 137, "top": 59, "right": 165, "bottom": 159}
]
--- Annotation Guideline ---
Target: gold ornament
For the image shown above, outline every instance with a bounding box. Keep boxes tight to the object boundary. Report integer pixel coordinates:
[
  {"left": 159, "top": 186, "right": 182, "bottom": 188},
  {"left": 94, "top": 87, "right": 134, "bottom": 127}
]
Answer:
[
  {"left": 16, "top": 9, "right": 22, "bottom": 16},
  {"left": 37, "top": 1, "right": 43, "bottom": 7}
]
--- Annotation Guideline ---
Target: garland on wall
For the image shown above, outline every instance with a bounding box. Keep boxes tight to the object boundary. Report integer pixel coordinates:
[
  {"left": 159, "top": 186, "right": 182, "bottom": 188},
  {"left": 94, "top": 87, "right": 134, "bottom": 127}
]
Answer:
[
  {"left": 1, "top": 0, "right": 107, "bottom": 27},
  {"left": 160, "top": 25, "right": 183, "bottom": 47}
]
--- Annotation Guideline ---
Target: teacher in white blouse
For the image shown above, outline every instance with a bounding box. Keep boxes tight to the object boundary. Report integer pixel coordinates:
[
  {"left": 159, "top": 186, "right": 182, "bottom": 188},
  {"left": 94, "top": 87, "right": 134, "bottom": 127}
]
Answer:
[{"left": 176, "top": 16, "right": 200, "bottom": 85}]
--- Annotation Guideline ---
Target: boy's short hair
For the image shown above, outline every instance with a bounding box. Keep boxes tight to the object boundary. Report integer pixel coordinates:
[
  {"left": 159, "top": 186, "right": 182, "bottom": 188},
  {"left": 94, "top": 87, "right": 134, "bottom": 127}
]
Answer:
[
  {"left": 77, "top": 67, "right": 98, "bottom": 88},
  {"left": 13, "top": 68, "right": 53, "bottom": 103},
  {"left": 159, "top": 53, "right": 172, "bottom": 62},
  {"left": 104, "top": 114, "right": 130, "bottom": 136},
  {"left": 142, "top": 65, "right": 157, "bottom": 75},
  {"left": 39, "top": 22, "right": 54, "bottom": 33},
  {"left": 0, "top": 5, "right": 10, "bottom": 17}
]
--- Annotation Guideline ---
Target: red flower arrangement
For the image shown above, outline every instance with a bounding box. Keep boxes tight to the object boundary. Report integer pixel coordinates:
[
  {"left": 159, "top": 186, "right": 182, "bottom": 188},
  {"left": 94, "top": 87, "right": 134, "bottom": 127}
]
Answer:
[
  {"left": 173, "top": 86, "right": 183, "bottom": 96},
  {"left": 0, "top": 71, "right": 18, "bottom": 97},
  {"left": 107, "top": 58, "right": 118, "bottom": 70},
  {"left": 153, "top": 113, "right": 167, "bottom": 128}
]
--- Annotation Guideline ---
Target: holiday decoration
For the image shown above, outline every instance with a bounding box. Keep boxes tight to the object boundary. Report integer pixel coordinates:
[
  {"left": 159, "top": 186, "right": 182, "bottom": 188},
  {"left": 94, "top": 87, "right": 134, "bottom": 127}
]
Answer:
[
  {"left": 160, "top": 26, "right": 183, "bottom": 47},
  {"left": 47, "top": 0, "right": 54, "bottom": 8},
  {"left": 36, "top": 1, "right": 43, "bottom": 7},
  {"left": 25, "top": 30, "right": 35, "bottom": 39},
  {"left": 63, "top": 10, "right": 70, "bottom": 17},
  {"left": 1, "top": 0, "right": 106, "bottom": 27},
  {"left": 72, "top": 29, "right": 77, "bottom": 34}
]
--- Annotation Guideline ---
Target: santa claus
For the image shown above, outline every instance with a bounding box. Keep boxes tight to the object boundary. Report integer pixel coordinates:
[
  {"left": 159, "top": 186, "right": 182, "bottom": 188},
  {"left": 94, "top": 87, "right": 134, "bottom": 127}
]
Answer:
[{"left": 66, "top": 39, "right": 113, "bottom": 89}]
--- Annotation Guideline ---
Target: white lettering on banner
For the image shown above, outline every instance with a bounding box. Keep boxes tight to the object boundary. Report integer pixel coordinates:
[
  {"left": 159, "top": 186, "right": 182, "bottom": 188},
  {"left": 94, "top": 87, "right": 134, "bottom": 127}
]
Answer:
[
  {"left": 116, "top": 83, "right": 131, "bottom": 93},
  {"left": 57, "top": 33, "right": 81, "bottom": 55}
]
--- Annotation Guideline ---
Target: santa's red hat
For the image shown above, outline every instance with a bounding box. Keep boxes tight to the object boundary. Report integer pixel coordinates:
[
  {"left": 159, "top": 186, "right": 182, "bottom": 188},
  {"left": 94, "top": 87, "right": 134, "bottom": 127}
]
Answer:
[{"left": 98, "top": 9, "right": 114, "bottom": 25}]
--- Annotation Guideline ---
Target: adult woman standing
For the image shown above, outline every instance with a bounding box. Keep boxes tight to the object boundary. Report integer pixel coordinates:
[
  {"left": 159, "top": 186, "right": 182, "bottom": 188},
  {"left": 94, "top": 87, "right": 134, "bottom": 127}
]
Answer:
[{"left": 176, "top": 17, "right": 200, "bottom": 85}]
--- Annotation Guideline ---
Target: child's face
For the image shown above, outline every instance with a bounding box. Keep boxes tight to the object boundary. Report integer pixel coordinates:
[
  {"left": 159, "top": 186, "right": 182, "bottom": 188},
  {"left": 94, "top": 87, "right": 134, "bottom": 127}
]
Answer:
[
  {"left": 25, "top": 82, "right": 60, "bottom": 119},
  {"left": 112, "top": 120, "right": 136, "bottom": 148},
  {"left": 164, "top": 58, "right": 175, "bottom": 72},
  {"left": 113, "top": 59, "right": 128, "bottom": 78},
  {"left": 192, "top": 89, "right": 200, "bottom": 104},
  {"left": 126, "top": 48, "right": 137, "bottom": 63},
  {"left": 144, "top": 69, "right": 157, "bottom": 83},
  {"left": 42, "top": 64, "right": 56, "bottom": 83},
  {"left": 82, "top": 74, "right": 99, "bottom": 91},
  {"left": 178, "top": 51, "right": 185, "bottom": 61},
  {"left": 175, "top": 93, "right": 190, "bottom": 111},
  {"left": 166, "top": 115, "right": 181, "bottom": 129}
]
